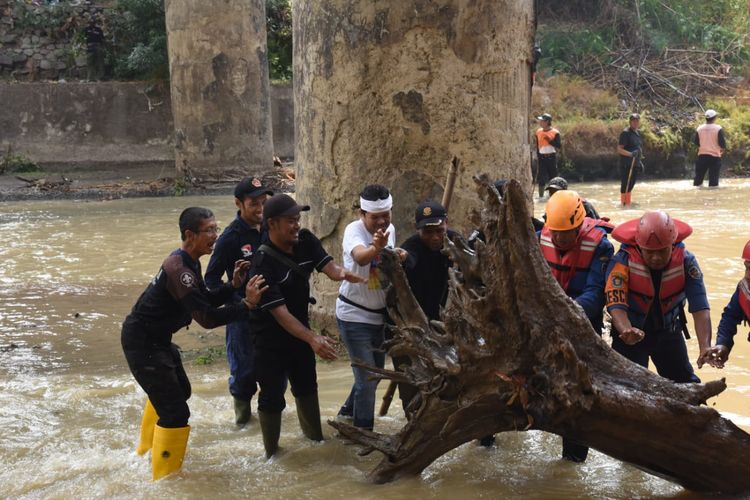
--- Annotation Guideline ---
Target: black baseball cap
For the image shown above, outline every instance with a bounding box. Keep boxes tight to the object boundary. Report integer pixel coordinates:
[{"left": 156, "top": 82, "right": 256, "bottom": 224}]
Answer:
[
  {"left": 537, "top": 113, "right": 552, "bottom": 122},
  {"left": 234, "top": 177, "right": 273, "bottom": 199},
  {"left": 545, "top": 176, "right": 568, "bottom": 192},
  {"left": 415, "top": 200, "right": 447, "bottom": 228},
  {"left": 263, "top": 194, "right": 310, "bottom": 221},
  {"left": 629, "top": 113, "right": 641, "bottom": 121}
]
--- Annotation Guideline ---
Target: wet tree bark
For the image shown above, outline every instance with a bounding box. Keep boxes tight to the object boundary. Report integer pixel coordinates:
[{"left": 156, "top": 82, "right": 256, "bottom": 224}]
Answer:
[{"left": 329, "top": 178, "right": 750, "bottom": 494}]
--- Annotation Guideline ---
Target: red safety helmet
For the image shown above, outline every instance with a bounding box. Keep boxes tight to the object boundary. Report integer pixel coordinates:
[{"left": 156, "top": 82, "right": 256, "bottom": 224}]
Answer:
[
  {"left": 635, "top": 211, "right": 678, "bottom": 250},
  {"left": 743, "top": 240, "right": 750, "bottom": 261}
]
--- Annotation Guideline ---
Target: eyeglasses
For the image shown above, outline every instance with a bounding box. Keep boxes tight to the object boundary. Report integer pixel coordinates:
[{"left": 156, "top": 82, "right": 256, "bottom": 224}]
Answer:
[{"left": 197, "top": 226, "right": 221, "bottom": 234}]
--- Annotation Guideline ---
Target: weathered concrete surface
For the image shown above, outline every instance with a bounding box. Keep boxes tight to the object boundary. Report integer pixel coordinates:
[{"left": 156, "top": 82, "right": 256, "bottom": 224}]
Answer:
[
  {"left": 0, "top": 82, "right": 173, "bottom": 170},
  {"left": 165, "top": 0, "right": 273, "bottom": 176},
  {"left": 270, "top": 82, "right": 294, "bottom": 159},
  {"left": 294, "top": 0, "right": 536, "bottom": 333}
]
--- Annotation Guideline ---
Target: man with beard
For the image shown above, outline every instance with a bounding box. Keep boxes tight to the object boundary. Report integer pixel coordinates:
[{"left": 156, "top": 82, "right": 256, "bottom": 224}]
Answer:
[{"left": 206, "top": 177, "right": 273, "bottom": 427}]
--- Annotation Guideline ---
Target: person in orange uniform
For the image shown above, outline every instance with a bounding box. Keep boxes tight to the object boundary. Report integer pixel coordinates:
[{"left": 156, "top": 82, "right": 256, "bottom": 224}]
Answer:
[
  {"left": 693, "top": 109, "right": 726, "bottom": 187},
  {"left": 535, "top": 113, "right": 561, "bottom": 198},
  {"left": 539, "top": 190, "right": 614, "bottom": 462},
  {"left": 702, "top": 240, "right": 750, "bottom": 367},
  {"left": 604, "top": 211, "right": 712, "bottom": 383}
]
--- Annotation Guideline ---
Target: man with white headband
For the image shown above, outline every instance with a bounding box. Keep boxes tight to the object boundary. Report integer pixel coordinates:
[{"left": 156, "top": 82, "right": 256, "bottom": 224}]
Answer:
[{"left": 336, "top": 184, "right": 400, "bottom": 430}]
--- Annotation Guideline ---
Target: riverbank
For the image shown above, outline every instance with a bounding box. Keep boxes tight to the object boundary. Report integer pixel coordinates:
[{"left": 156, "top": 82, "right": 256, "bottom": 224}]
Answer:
[{"left": 0, "top": 163, "right": 295, "bottom": 202}]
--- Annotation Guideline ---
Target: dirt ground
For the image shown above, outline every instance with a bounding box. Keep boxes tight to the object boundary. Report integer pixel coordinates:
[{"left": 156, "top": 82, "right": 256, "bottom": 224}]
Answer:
[{"left": 0, "top": 164, "right": 296, "bottom": 202}]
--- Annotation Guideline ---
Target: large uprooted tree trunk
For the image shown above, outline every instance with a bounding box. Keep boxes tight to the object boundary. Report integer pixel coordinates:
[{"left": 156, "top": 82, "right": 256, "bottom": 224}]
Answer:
[{"left": 329, "top": 177, "right": 750, "bottom": 494}]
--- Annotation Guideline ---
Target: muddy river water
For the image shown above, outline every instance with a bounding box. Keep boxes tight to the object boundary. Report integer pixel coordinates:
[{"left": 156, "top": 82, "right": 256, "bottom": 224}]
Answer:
[{"left": 1, "top": 179, "right": 749, "bottom": 499}]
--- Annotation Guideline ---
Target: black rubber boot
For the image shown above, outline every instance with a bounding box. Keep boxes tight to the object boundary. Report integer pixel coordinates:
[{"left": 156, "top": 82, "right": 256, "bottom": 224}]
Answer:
[
  {"left": 562, "top": 437, "right": 589, "bottom": 463},
  {"left": 258, "top": 410, "right": 282, "bottom": 458},
  {"left": 478, "top": 434, "right": 496, "bottom": 447},
  {"left": 234, "top": 397, "right": 252, "bottom": 427},
  {"left": 295, "top": 393, "right": 323, "bottom": 441}
]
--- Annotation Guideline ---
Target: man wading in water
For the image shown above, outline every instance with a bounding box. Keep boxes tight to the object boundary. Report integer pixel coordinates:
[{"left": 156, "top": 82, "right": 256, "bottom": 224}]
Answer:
[{"left": 121, "top": 207, "right": 267, "bottom": 480}]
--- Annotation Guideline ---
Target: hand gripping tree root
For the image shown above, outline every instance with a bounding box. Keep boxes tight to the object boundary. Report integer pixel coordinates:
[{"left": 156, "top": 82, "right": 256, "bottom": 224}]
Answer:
[{"left": 328, "top": 177, "right": 750, "bottom": 494}]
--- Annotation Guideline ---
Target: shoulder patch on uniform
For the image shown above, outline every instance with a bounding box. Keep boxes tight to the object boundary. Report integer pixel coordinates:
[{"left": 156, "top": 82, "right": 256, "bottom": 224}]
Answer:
[
  {"left": 610, "top": 272, "right": 626, "bottom": 289},
  {"left": 688, "top": 265, "right": 703, "bottom": 280},
  {"left": 180, "top": 272, "right": 195, "bottom": 287}
]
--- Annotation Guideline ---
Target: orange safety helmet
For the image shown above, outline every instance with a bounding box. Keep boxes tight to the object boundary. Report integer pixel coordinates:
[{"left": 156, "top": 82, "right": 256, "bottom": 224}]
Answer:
[
  {"left": 545, "top": 190, "right": 586, "bottom": 231},
  {"left": 635, "top": 210, "right": 679, "bottom": 250},
  {"left": 743, "top": 240, "right": 750, "bottom": 261}
]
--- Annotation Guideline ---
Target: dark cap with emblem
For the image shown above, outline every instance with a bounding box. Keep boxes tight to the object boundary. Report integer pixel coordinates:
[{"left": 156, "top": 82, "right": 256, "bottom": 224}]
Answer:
[
  {"left": 234, "top": 177, "right": 273, "bottom": 200},
  {"left": 263, "top": 193, "right": 310, "bottom": 222},
  {"left": 629, "top": 112, "right": 641, "bottom": 121},
  {"left": 415, "top": 200, "right": 447, "bottom": 229}
]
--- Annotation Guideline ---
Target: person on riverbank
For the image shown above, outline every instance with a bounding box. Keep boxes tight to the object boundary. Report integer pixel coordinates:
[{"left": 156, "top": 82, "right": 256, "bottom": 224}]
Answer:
[
  {"left": 248, "top": 194, "right": 364, "bottom": 457},
  {"left": 701, "top": 240, "right": 750, "bottom": 368},
  {"left": 396, "top": 201, "right": 456, "bottom": 414},
  {"left": 121, "top": 207, "right": 267, "bottom": 480},
  {"left": 205, "top": 177, "right": 273, "bottom": 427},
  {"left": 336, "top": 184, "right": 401, "bottom": 431},
  {"left": 616, "top": 113, "right": 643, "bottom": 207},
  {"left": 693, "top": 109, "right": 726, "bottom": 188},
  {"left": 539, "top": 190, "right": 614, "bottom": 462},
  {"left": 605, "top": 210, "right": 712, "bottom": 384},
  {"left": 535, "top": 113, "right": 561, "bottom": 199}
]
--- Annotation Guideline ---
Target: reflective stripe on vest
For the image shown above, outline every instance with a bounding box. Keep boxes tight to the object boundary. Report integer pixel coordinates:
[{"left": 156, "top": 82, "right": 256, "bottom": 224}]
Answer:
[
  {"left": 536, "top": 128, "right": 559, "bottom": 155},
  {"left": 739, "top": 279, "right": 750, "bottom": 322},
  {"left": 540, "top": 218, "right": 605, "bottom": 292},
  {"left": 697, "top": 123, "right": 723, "bottom": 157},
  {"left": 624, "top": 245, "right": 686, "bottom": 316}
]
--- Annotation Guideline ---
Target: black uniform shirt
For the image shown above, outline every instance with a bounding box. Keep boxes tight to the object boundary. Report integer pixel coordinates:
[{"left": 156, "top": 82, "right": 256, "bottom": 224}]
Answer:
[
  {"left": 249, "top": 230, "right": 332, "bottom": 348},
  {"left": 205, "top": 212, "right": 266, "bottom": 301},
  {"left": 619, "top": 127, "right": 642, "bottom": 154},
  {"left": 122, "top": 249, "right": 246, "bottom": 349},
  {"left": 400, "top": 231, "right": 457, "bottom": 321}
]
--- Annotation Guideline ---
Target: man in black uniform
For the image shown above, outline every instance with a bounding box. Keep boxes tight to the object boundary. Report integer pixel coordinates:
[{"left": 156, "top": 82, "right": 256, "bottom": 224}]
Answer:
[
  {"left": 617, "top": 113, "right": 643, "bottom": 207},
  {"left": 397, "top": 201, "right": 456, "bottom": 410},
  {"left": 249, "top": 194, "right": 364, "bottom": 457},
  {"left": 121, "top": 207, "right": 267, "bottom": 480},
  {"left": 205, "top": 177, "right": 273, "bottom": 427}
]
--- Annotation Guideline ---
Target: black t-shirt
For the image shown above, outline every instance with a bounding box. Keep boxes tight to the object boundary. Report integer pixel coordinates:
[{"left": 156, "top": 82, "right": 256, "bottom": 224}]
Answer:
[
  {"left": 122, "top": 249, "right": 246, "bottom": 349},
  {"left": 619, "top": 127, "right": 642, "bottom": 166},
  {"left": 249, "top": 229, "right": 332, "bottom": 348},
  {"left": 400, "top": 231, "right": 457, "bottom": 321}
]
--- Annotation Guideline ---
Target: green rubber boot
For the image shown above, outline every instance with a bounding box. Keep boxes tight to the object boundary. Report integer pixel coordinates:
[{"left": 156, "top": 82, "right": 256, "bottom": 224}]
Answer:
[
  {"left": 295, "top": 393, "right": 323, "bottom": 441},
  {"left": 233, "top": 397, "right": 252, "bottom": 427},
  {"left": 258, "top": 410, "right": 282, "bottom": 458}
]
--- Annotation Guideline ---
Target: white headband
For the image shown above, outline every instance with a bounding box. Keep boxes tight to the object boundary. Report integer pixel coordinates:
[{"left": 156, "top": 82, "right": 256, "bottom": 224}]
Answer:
[{"left": 360, "top": 194, "right": 393, "bottom": 212}]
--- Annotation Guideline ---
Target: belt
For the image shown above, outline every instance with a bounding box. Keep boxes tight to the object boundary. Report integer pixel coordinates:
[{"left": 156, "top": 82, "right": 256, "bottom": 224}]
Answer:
[{"left": 337, "top": 294, "right": 387, "bottom": 315}]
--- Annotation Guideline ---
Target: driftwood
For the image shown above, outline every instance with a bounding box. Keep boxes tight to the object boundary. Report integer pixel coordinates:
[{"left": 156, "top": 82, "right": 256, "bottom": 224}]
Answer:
[{"left": 329, "top": 177, "right": 750, "bottom": 494}]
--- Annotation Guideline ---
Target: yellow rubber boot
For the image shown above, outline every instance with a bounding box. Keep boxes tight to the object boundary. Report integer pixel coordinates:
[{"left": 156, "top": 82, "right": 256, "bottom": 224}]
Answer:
[
  {"left": 136, "top": 399, "right": 158, "bottom": 455},
  {"left": 152, "top": 425, "right": 190, "bottom": 480}
]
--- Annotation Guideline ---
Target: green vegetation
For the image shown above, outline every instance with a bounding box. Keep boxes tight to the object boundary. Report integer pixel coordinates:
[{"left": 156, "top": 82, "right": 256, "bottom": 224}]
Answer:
[
  {"left": 0, "top": 147, "right": 40, "bottom": 175},
  {"left": 108, "top": 0, "right": 169, "bottom": 80},
  {"left": 537, "top": 0, "right": 750, "bottom": 75},
  {"left": 267, "top": 0, "right": 293, "bottom": 82},
  {"left": 11, "top": 0, "right": 79, "bottom": 36}
]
